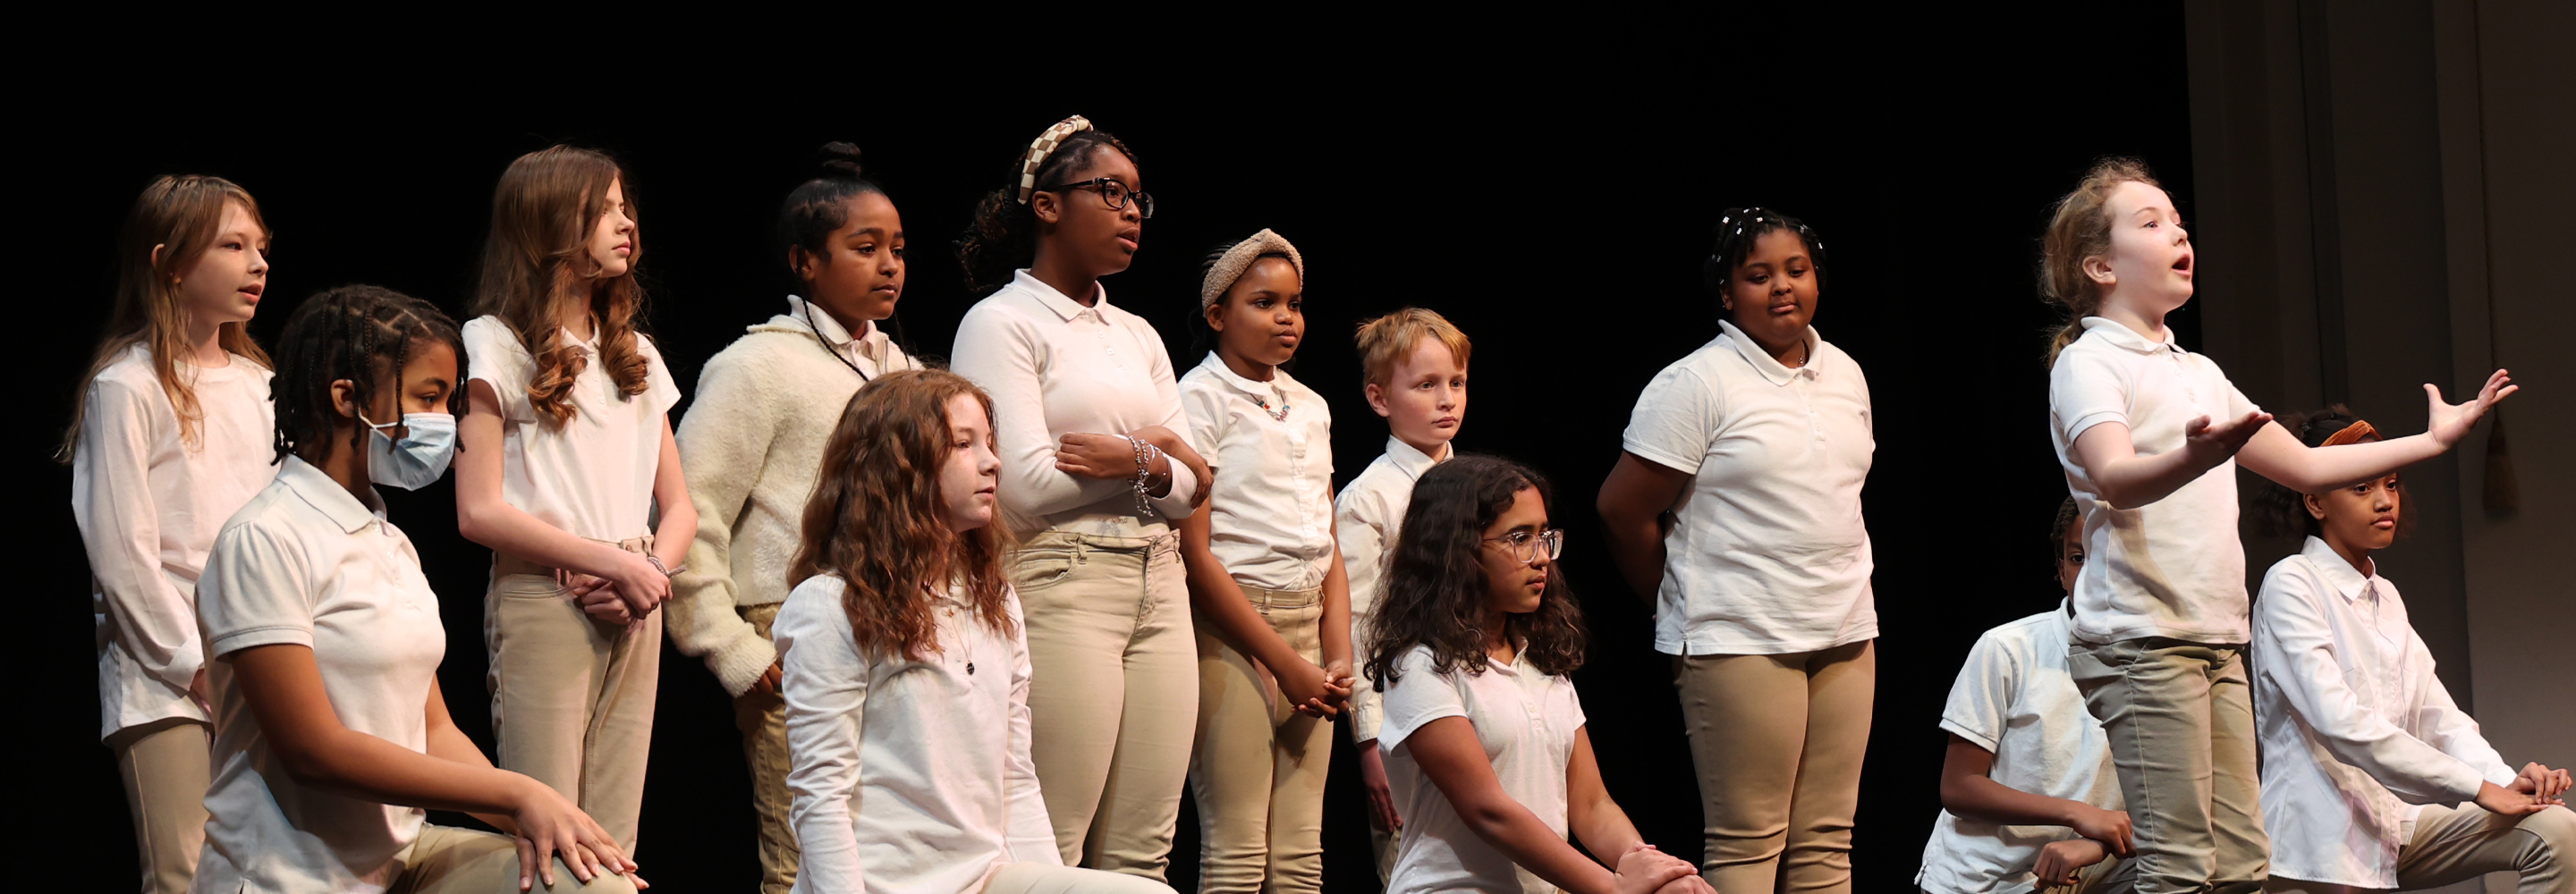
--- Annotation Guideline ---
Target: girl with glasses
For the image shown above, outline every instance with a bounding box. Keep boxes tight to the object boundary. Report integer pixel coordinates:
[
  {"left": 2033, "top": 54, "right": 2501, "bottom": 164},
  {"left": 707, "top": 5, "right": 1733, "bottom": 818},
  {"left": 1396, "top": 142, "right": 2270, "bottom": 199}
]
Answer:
[
  {"left": 1368, "top": 455, "right": 1710, "bottom": 894},
  {"left": 1175, "top": 230, "right": 1352, "bottom": 894},
  {"left": 950, "top": 115, "right": 1213, "bottom": 881},
  {"left": 1597, "top": 208, "right": 1877, "bottom": 893}
]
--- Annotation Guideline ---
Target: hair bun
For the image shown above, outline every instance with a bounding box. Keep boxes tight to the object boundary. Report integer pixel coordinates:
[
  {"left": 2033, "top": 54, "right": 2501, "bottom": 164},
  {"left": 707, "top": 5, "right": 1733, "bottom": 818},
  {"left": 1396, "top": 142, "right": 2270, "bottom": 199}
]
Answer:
[{"left": 818, "top": 142, "right": 864, "bottom": 179}]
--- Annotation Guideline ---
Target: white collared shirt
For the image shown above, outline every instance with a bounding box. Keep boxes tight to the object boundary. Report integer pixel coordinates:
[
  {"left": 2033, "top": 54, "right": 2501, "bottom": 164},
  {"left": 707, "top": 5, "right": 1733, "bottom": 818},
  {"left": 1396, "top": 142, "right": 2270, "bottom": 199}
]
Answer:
[
  {"left": 1621, "top": 319, "right": 1877, "bottom": 655},
  {"left": 1335, "top": 435, "right": 1449, "bottom": 743},
  {"left": 1179, "top": 352, "right": 1335, "bottom": 591},
  {"left": 2049, "top": 316, "right": 2264, "bottom": 645},
  {"left": 1380, "top": 645, "right": 1588, "bottom": 894},
  {"left": 72, "top": 345, "right": 278, "bottom": 738},
  {"left": 950, "top": 270, "right": 1200, "bottom": 536},
  {"left": 195, "top": 457, "right": 447, "bottom": 894},
  {"left": 2253, "top": 537, "right": 2515, "bottom": 889},
  {"left": 1917, "top": 600, "right": 2123, "bottom": 894},
  {"left": 462, "top": 316, "right": 682, "bottom": 542},
  {"left": 777, "top": 574, "right": 1059, "bottom": 894},
  {"left": 785, "top": 294, "right": 907, "bottom": 380}
]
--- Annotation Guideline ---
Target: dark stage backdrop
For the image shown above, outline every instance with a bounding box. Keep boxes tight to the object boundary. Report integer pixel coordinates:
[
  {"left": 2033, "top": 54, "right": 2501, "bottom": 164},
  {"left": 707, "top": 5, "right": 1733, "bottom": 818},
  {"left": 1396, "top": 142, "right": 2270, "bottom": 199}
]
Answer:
[{"left": 25, "top": 12, "right": 2195, "bottom": 890}]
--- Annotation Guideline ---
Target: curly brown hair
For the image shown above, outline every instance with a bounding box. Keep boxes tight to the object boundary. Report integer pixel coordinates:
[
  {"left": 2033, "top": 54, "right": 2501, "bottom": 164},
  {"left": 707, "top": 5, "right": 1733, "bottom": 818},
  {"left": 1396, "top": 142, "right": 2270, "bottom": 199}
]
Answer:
[
  {"left": 470, "top": 146, "right": 653, "bottom": 427},
  {"left": 1364, "top": 455, "right": 1587, "bottom": 690},
  {"left": 790, "top": 369, "right": 1016, "bottom": 661}
]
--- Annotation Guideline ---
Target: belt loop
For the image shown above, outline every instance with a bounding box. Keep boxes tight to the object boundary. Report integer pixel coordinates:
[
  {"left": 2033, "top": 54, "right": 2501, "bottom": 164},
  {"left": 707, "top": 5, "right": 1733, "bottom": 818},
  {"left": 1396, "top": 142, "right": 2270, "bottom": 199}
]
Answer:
[{"left": 1073, "top": 536, "right": 1088, "bottom": 564}]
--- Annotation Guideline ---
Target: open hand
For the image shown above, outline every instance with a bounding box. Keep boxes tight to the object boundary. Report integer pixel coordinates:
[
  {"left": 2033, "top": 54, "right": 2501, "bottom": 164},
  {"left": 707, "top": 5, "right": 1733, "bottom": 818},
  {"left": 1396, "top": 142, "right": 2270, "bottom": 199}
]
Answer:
[
  {"left": 2427, "top": 369, "right": 2519, "bottom": 447},
  {"left": 1357, "top": 743, "right": 1402, "bottom": 833},
  {"left": 2185, "top": 410, "right": 2271, "bottom": 464},
  {"left": 509, "top": 776, "right": 635, "bottom": 891},
  {"left": 2476, "top": 780, "right": 2552, "bottom": 817}
]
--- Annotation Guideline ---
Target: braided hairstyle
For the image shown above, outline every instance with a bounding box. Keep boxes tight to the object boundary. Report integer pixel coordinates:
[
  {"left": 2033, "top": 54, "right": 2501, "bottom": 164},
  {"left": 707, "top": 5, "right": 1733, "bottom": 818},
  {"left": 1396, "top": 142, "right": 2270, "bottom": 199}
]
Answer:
[
  {"left": 954, "top": 128, "right": 1137, "bottom": 297},
  {"left": 2248, "top": 405, "right": 2408, "bottom": 540},
  {"left": 269, "top": 285, "right": 464, "bottom": 466},
  {"left": 1702, "top": 207, "right": 1826, "bottom": 307}
]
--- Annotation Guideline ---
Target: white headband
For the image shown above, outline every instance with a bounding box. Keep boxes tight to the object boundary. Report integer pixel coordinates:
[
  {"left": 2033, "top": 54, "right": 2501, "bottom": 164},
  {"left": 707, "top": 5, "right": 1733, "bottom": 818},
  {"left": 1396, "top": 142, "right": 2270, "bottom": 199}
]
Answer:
[{"left": 1199, "top": 229, "right": 1305, "bottom": 309}]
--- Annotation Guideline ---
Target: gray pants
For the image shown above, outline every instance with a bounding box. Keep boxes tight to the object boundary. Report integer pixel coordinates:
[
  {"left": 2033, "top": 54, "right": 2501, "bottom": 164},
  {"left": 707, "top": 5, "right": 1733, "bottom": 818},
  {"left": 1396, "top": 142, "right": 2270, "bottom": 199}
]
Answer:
[{"left": 2068, "top": 638, "right": 2267, "bottom": 894}]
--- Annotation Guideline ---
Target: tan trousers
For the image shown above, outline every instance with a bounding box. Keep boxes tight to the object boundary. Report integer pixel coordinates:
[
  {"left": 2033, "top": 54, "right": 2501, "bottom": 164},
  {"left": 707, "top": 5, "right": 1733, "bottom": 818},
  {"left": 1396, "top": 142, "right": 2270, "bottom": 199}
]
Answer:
[
  {"left": 984, "top": 859, "right": 1181, "bottom": 894},
  {"left": 735, "top": 603, "right": 796, "bottom": 894},
  {"left": 2069, "top": 639, "right": 2267, "bottom": 894},
  {"left": 1013, "top": 531, "right": 1199, "bottom": 881},
  {"left": 110, "top": 716, "right": 209, "bottom": 894},
  {"left": 1672, "top": 639, "right": 1876, "bottom": 894},
  {"left": 485, "top": 539, "right": 662, "bottom": 855},
  {"left": 1189, "top": 586, "right": 1331, "bottom": 894},
  {"left": 2264, "top": 804, "right": 2576, "bottom": 894},
  {"left": 386, "top": 823, "right": 639, "bottom": 893}
]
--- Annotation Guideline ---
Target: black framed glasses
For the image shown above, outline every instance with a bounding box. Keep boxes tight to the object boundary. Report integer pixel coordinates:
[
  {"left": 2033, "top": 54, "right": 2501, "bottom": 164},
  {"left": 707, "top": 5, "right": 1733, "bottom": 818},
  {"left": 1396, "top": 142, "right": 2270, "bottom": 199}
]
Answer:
[
  {"left": 1044, "top": 177, "right": 1155, "bottom": 219},
  {"left": 1483, "top": 528, "right": 1564, "bottom": 565}
]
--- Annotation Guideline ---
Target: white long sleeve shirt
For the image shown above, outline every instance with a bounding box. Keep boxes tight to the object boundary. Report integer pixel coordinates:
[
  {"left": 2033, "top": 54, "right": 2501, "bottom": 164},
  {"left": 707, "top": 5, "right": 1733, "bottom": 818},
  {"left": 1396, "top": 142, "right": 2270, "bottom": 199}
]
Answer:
[
  {"left": 949, "top": 270, "right": 1199, "bottom": 536},
  {"left": 1179, "top": 352, "right": 1335, "bottom": 591},
  {"left": 776, "top": 574, "right": 1059, "bottom": 894},
  {"left": 672, "top": 299, "right": 916, "bottom": 696},
  {"left": 2252, "top": 537, "right": 2516, "bottom": 889},
  {"left": 72, "top": 345, "right": 277, "bottom": 739},
  {"left": 1334, "top": 435, "right": 1448, "bottom": 744}
]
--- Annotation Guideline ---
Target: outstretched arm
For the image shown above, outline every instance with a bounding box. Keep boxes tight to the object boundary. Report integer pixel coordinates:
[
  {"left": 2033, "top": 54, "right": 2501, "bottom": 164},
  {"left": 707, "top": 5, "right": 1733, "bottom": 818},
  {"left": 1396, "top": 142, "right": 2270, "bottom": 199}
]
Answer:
[{"left": 2236, "top": 369, "right": 2517, "bottom": 493}]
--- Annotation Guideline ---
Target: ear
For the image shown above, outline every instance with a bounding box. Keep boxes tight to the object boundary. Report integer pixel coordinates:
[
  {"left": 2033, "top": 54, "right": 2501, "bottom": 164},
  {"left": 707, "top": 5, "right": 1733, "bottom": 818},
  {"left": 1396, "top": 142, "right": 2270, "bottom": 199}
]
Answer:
[
  {"left": 1203, "top": 299, "right": 1227, "bottom": 333},
  {"left": 2082, "top": 253, "right": 2118, "bottom": 288},
  {"left": 329, "top": 379, "right": 364, "bottom": 421},
  {"left": 1030, "top": 190, "right": 1061, "bottom": 225},
  {"left": 789, "top": 245, "right": 817, "bottom": 281},
  {"left": 150, "top": 242, "right": 167, "bottom": 271},
  {"left": 1365, "top": 382, "right": 1393, "bottom": 418},
  {"left": 2302, "top": 492, "right": 2327, "bottom": 521}
]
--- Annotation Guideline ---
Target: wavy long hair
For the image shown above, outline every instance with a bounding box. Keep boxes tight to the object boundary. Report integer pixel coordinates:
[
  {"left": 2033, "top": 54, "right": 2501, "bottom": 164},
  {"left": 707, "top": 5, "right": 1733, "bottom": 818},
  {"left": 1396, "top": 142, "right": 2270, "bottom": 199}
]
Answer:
[
  {"left": 790, "top": 369, "right": 1015, "bottom": 661},
  {"left": 470, "top": 146, "right": 652, "bottom": 427},
  {"left": 2040, "top": 156, "right": 2162, "bottom": 365},
  {"left": 1364, "top": 455, "right": 1588, "bottom": 689},
  {"left": 59, "top": 175, "right": 274, "bottom": 460}
]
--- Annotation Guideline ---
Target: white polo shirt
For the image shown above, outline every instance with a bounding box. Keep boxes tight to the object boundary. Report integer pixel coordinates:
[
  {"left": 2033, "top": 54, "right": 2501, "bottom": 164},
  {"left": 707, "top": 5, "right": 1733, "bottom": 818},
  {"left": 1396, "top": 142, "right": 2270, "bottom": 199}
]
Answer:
[
  {"left": 194, "top": 457, "right": 448, "bottom": 894},
  {"left": 776, "top": 574, "right": 1060, "bottom": 894},
  {"left": 2049, "top": 317, "right": 2265, "bottom": 645},
  {"left": 1380, "top": 645, "right": 1588, "bottom": 894},
  {"left": 1335, "top": 436, "right": 1449, "bottom": 744},
  {"left": 949, "top": 270, "right": 1200, "bottom": 536},
  {"left": 460, "top": 316, "right": 682, "bottom": 543},
  {"left": 1180, "top": 352, "right": 1335, "bottom": 592},
  {"left": 2253, "top": 537, "right": 2515, "bottom": 889},
  {"left": 1916, "top": 600, "right": 2123, "bottom": 894},
  {"left": 1622, "top": 320, "right": 1877, "bottom": 655}
]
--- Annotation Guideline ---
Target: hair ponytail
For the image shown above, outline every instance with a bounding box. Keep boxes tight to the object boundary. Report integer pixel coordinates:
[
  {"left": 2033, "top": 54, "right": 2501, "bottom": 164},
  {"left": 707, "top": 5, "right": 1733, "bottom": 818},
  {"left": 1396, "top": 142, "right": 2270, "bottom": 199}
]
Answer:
[
  {"left": 2040, "top": 157, "right": 2160, "bottom": 365},
  {"left": 953, "top": 128, "right": 1136, "bottom": 297},
  {"left": 779, "top": 142, "right": 886, "bottom": 287}
]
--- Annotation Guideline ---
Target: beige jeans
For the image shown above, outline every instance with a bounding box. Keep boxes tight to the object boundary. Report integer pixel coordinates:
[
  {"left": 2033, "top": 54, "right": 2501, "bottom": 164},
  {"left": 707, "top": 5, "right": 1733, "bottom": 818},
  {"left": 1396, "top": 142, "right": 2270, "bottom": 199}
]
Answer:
[
  {"left": 1189, "top": 586, "right": 1331, "bottom": 894},
  {"left": 1013, "top": 531, "right": 1199, "bottom": 881},
  {"left": 2264, "top": 803, "right": 2576, "bottom": 894},
  {"left": 387, "top": 823, "right": 639, "bottom": 893},
  {"left": 736, "top": 603, "right": 796, "bottom": 894},
  {"left": 2068, "top": 639, "right": 2267, "bottom": 894},
  {"left": 984, "top": 859, "right": 1180, "bottom": 894},
  {"left": 1673, "top": 639, "right": 1876, "bottom": 894},
  {"left": 485, "top": 537, "right": 662, "bottom": 855},
  {"left": 110, "top": 716, "right": 209, "bottom": 894}
]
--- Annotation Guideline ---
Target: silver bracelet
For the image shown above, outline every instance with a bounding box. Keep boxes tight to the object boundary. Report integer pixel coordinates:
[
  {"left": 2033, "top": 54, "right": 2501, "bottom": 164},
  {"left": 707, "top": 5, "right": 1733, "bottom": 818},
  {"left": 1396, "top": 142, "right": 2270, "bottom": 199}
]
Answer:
[
  {"left": 645, "top": 554, "right": 684, "bottom": 578},
  {"left": 1128, "top": 436, "right": 1163, "bottom": 519}
]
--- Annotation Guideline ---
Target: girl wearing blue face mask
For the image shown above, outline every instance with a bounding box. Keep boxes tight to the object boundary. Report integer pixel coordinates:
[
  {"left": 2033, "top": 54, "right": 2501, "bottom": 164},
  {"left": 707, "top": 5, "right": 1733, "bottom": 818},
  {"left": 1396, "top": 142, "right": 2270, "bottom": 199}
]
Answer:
[{"left": 196, "top": 284, "right": 640, "bottom": 893}]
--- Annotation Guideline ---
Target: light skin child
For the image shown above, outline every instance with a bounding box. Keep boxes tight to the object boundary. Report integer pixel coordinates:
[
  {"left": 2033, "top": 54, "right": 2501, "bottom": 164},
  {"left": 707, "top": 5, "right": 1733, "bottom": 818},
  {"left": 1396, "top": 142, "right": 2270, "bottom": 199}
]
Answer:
[
  {"left": 456, "top": 175, "right": 699, "bottom": 627},
  {"left": 1935, "top": 521, "right": 2132, "bottom": 886},
  {"left": 228, "top": 342, "right": 642, "bottom": 891},
  {"left": 2064, "top": 181, "right": 2516, "bottom": 510},
  {"left": 936, "top": 392, "right": 1003, "bottom": 536},
  {"left": 1404, "top": 487, "right": 1715, "bottom": 894},
  {"left": 159, "top": 198, "right": 270, "bottom": 706},
  {"left": 2300, "top": 465, "right": 2572, "bottom": 814},
  {"left": 1178, "top": 256, "right": 1356, "bottom": 717},
  {"left": 1355, "top": 333, "right": 1470, "bottom": 835}
]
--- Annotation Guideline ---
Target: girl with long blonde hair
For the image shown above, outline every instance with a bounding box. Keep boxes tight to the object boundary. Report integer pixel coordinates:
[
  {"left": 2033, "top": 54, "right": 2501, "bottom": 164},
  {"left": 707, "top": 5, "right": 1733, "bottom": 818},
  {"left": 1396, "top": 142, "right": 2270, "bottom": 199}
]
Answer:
[{"left": 67, "top": 173, "right": 277, "bottom": 894}]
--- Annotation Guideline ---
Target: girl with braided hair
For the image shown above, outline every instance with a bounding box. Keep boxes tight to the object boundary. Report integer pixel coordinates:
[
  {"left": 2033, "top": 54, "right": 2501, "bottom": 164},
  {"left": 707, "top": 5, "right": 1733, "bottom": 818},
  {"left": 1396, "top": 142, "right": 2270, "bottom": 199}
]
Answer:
[
  {"left": 949, "top": 115, "right": 1212, "bottom": 880},
  {"left": 198, "top": 284, "right": 640, "bottom": 893},
  {"left": 1597, "top": 208, "right": 1878, "bottom": 893},
  {"left": 456, "top": 145, "right": 696, "bottom": 857},
  {"left": 66, "top": 173, "right": 276, "bottom": 894}
]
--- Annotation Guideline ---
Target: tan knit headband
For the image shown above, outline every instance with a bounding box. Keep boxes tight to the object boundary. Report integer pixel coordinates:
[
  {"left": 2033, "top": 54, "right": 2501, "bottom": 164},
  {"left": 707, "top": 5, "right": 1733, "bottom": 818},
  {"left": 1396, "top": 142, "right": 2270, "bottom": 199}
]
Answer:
[
  {"left": 2320, "top": 419, "right": 2379, "bottom": 447},
  {"left": 1015, "top": 115, "right": 1094, "bottom": 205},
  {"left": 1199, "top": 229, "right": 1305, "bottom": 310}
]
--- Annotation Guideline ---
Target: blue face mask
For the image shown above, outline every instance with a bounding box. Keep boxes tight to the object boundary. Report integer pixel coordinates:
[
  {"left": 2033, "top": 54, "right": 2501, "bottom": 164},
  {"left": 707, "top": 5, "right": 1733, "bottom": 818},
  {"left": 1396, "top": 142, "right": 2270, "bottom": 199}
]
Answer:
[{"left": 359, "top": 411, "right": 457, "bottom": 490}]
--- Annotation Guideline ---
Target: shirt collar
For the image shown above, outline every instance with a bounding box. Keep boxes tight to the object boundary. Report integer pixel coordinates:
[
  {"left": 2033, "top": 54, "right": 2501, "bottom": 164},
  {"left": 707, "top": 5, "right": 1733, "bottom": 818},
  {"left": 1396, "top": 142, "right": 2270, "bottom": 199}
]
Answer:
[
  {"left": 1013, "top": 268, "right": 1112, "bottom": 322},
  {"left": 1383, "top": 435, "right": 1449, "bottom": 481},
  {"left": 2080, "top": 316, "right": 2182, "bottom": 356},
  {"left": 1195, "top": 351, "right": 1296, "bottom": 399},
  {"left": 2301, "top": 536, "right": 2377, "bottom": 602},
  {"left": 275, "top": 455, "right": 387, "bottom": 535},
  {"left": 787, "top": 296, "right": 887, "bottom": 361},
  {"left": 1716, "top": 319, "right": 1821, "bottom": 386}
]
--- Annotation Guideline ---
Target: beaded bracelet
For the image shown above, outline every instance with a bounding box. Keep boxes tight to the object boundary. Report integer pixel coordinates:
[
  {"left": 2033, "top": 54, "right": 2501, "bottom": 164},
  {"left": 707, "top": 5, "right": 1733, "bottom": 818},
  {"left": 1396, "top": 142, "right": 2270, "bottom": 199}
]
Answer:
[{"left": 1126, "top": 435, "right": 1165, "bottom": 518}]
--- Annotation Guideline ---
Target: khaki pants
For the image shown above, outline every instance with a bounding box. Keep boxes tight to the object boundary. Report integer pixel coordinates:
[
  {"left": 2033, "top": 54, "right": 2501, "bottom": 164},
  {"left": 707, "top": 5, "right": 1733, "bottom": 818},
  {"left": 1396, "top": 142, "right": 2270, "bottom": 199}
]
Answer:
[
  {"left": 2068, "top": 638, "right": 2267, "bottom": 894},
  {"left": 1672, "top": 639, "right": 1876, "bottom": 894},
  {"left": 386, "top": 823, "right": 639, "bottom": 893},
  {"left": 2264, "top": 803, "right": 2576, "bottom": 894},
  {"left": 110, "top": 716, "right": 209, "bottom": 894},
  {"left": 1189, "top": 586, "right": 1331, "bottom": 894},
  {"left": 1013, "top": 531, "right": 1199, "bottom": 881},
  {"left": 485, "top": 541, "right": 662, "bottom": 855},
  {"left": 984, "top": 860, "right": 1180, "bottom": 894},
  {"left": 735, "top": 603, "right": 796, "bottom": 894}
]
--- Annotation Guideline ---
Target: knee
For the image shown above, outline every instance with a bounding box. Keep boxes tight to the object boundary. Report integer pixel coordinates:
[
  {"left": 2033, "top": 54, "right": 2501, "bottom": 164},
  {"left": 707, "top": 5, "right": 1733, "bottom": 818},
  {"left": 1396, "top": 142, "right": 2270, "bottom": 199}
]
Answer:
[
  {"left": 2526, "top": 805, "right": 2576, "bottom": 859},
  {"left": 545, "top": 869, "right": 640, "bottom": 894}
]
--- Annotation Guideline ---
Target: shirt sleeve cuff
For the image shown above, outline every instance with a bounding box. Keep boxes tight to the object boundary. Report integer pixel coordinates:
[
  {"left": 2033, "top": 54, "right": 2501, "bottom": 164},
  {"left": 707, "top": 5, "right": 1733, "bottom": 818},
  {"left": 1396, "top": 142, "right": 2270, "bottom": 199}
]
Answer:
[
  {"left": 1938, "top": 717, "right": 2002, "bottom": 755},
  {"left": 1377, "top": 706, "right": 1462, "bottom": 751},
  {"left": 1619, "top": 438, "right": 1702, "bottom": 476},
  {"left": 208, "top": 627, "right": 312, "bottom": 660},
  {"left": 708, "top": 633, "right": 782, "bottom": 698},
  {"left": 1348, "top": 696, "right": 1383, "bottom": 745},
  {"left": 2062, "top": 411, "right": 2129, "bottom": 446}
]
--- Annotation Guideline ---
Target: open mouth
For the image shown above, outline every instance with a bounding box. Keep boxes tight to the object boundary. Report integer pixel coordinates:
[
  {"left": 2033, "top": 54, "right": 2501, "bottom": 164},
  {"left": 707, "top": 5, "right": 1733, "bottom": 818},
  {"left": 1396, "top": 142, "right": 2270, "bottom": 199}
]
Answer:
[{"left": 1115, "top": 229, "right": 1140, "bottom": 253}]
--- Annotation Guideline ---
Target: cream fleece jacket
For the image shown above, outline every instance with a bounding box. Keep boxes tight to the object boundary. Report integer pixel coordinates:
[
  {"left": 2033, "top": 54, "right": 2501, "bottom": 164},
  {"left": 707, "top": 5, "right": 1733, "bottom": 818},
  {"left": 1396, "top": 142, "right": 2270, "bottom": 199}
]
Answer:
[{"left": 671, "top": 306, "right": 913, "bottom": 696}]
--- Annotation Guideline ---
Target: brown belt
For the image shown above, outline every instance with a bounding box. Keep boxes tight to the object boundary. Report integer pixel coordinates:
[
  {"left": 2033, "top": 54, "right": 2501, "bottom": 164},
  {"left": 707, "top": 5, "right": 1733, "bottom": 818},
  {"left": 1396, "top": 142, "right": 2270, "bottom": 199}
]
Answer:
[{"left": 492, "top": 536, "right": 654, "bottom": 579}]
